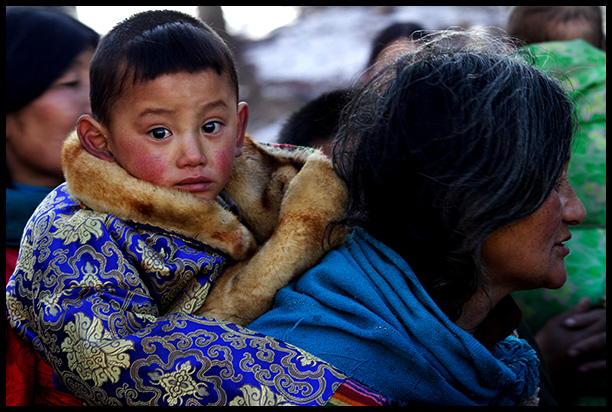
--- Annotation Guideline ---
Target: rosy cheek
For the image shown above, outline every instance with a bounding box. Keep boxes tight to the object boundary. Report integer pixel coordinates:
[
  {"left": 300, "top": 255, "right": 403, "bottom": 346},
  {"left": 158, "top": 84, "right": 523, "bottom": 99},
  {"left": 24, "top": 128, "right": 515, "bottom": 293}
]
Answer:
[
  {"left": 137, "top": 156, "right": 170, "bottom": 185},
  {"left": 210, "top": 149, "right": 235, "bottom": 180},
  {"left": 118, "top": 151, "right": 169, "bottom": 187}
]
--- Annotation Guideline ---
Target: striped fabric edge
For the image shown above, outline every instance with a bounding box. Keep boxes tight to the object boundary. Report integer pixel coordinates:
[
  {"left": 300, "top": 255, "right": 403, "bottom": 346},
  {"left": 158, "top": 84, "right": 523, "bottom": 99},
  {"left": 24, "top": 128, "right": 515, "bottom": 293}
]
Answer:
[{"left": 326, "top": 378, "right": 389, "bottom": 406}]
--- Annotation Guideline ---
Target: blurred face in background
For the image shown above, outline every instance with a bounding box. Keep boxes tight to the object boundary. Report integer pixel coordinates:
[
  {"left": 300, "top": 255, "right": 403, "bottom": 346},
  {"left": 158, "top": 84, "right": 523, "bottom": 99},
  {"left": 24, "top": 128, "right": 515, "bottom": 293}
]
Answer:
[
  {"left": 6, "top": 48, "right": 95, "bottom": 188},
  {"left": 362, "top": 38, "right": 421, "bottom": 83}
]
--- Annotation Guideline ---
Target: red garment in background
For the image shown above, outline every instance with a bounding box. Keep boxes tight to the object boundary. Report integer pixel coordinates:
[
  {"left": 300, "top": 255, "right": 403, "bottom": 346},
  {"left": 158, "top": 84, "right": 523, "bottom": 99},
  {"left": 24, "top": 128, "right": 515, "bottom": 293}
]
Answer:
[{"left": 6, "top": 246, "right": 83, "bottom": 406}]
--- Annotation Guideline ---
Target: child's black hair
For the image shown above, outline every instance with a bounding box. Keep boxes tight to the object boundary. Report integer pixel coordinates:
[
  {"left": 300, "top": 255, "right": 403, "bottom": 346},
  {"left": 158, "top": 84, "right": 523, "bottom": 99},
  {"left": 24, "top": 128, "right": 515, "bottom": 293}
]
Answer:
[{"left": 90, "top": 9, "right": 239, "bottom": 125}]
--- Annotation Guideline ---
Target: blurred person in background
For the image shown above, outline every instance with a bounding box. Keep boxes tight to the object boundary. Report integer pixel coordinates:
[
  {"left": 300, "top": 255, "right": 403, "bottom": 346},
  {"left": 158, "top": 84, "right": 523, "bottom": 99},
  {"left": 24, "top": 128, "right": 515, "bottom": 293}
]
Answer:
[
  {"left": 277, "top": 21, "right": 426, "bottom": 156},
  {"left": 507, "top": 5, "right": 606, "bottom": 406},
  {"left": 6, "top": 6, "right": 99, "bottom": 405},
  {"left": 361, "top": 21, "right": 427, "bottom": 83}
]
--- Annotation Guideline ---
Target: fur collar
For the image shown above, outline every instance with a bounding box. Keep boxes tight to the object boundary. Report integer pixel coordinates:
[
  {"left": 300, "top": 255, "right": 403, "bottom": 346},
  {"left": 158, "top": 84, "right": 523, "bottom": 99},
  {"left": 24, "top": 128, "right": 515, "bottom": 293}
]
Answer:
[
  {"left": 62, "top": 130, "right": 257, "bottom": 260},
  {"left": 62, "top": 130, "right": 348, "bottom": 324}
]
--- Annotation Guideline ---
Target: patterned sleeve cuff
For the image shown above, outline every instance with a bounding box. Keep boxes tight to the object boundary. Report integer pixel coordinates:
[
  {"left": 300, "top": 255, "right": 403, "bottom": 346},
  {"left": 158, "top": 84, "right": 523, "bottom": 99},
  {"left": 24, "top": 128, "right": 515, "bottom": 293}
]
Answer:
[{"left": 326, "top": 378, "right": 389, "bottom": 406}]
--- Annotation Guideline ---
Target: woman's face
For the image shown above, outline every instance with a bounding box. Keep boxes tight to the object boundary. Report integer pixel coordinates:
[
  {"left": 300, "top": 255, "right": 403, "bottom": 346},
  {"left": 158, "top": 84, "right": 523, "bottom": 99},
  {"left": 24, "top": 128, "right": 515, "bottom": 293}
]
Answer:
[
  {"left": 6, "top": 48, "right": 94, "bottom": 187},
  {"left": 481, "top": 166, "right": 586, "bottom": 299}
]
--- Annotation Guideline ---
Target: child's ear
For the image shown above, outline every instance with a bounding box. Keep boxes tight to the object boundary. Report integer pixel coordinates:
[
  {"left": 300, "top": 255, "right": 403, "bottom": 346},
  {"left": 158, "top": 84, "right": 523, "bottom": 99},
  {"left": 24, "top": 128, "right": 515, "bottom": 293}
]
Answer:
[
  {"left": 76, "top": 115, "right": 115, "bottom": 162},
  {"left": 234, "top": 102, "right": 249, "bottom": 157}
]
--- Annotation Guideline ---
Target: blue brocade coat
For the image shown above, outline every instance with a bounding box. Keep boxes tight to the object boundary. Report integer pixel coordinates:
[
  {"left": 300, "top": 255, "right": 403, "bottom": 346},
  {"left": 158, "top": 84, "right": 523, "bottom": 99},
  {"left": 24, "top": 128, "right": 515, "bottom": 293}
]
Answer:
[{"left": 6, "top": 132, "right": 352, "bottom": 406}]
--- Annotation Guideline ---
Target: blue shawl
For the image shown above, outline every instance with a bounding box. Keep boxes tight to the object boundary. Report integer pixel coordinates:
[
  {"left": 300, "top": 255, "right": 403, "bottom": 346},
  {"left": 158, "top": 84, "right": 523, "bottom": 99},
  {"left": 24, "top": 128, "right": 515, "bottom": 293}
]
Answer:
[{"left": 249, "top": 228, "right": 540, "bottom": 405}]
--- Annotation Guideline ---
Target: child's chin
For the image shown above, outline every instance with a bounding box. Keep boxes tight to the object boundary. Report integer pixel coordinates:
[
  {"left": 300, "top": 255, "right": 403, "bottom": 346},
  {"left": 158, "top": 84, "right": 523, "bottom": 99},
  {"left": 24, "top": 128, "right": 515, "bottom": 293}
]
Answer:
[{"left": 192, "top": 191, "right": 216, "bottom": 201}]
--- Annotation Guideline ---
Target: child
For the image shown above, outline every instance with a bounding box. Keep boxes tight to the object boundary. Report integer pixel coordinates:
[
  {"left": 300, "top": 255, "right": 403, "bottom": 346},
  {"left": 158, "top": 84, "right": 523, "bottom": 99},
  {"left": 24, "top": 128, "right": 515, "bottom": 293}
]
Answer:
[{"left": 6, "top": 10, "right": 382, "bottom": 406}]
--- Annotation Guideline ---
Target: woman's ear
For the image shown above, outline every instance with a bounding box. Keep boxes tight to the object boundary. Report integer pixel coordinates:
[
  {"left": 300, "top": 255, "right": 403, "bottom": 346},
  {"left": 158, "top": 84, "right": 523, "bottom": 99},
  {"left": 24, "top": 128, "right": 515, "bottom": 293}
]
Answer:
[{"left": 76, "top": 115, "right": 114, "bottom": 161}]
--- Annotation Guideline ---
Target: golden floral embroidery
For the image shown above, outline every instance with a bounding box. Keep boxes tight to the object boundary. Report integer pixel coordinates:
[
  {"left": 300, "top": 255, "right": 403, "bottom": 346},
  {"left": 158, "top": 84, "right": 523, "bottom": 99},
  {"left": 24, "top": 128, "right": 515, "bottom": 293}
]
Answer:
[
  {"left": 136, "top": 239, "right": 169, "bottom": 277},
  {"left": 165, "top": 277, "right": 212, "bottom": 314},
  {"left": 38, "top": 290, "right": 64, "bottom": 318},
  {"left": 5, "top": 294, "right": 28, "bottom": 331},
  {"left": 81, "top": 261, "right": 100, "bottom": 285},
  {"left": 61, "top": 313, "right": 134, "bottom": 387},
  {"left": 12, "top": 233, "right": 35, "bottom": 282},
  {"left": 149, "top": 361, "right": 209, "bottom": 406},
  {"left": 229, "top": 384, "right": 293, "bottom": 406},
  {"left": 53, "top": 209, "right": 105, "bottom": 245},
  {"left": 8, "top": 184, "right": 347, "bottom": 405},
  {"left": 292, "top": 345, "right": 323, "bottom": 367}
]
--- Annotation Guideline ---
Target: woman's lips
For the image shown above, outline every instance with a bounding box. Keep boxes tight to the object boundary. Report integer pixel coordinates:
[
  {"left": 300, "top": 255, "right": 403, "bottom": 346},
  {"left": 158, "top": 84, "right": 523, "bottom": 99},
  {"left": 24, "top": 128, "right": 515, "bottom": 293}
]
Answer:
[
  {"left": 554, "top": 234, "right": 572, "bottom": 257},
  {"left": 554, "top": 242, "right": 570, "bottom": 257}
]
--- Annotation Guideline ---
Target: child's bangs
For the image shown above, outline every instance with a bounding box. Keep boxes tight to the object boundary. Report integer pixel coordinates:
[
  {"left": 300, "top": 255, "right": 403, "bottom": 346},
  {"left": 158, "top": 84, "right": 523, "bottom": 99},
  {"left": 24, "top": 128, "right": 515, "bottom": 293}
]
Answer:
[{"left": 123, "top": 22, "right": 228, "bottom": 84}]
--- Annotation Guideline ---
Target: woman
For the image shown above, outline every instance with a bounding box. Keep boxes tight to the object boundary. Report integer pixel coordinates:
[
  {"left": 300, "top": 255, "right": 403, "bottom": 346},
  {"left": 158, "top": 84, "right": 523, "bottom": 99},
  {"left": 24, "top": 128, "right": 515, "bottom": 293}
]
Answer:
[
  {"left": 6, "top": 6, "right": 98, "bottom": 274},
  {"left": 249, "top": 31, "right": 586, "bottom": 405},
  {"left": 6, "top": 6, "right": 99, "bottom": 406}
]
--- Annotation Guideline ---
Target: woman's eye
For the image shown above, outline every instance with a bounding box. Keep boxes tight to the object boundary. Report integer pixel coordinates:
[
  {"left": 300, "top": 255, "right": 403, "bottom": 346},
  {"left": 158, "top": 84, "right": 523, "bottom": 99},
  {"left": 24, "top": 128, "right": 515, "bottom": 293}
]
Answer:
[
  {"left": 149, "top": 127, "right": 171, "bottom": 140},
  {"left": 202, "top": 121, "right": 222, "bottom": 134},
  {"left": 553, "top": 173, "right": 567, "bottom": 193},
  {"left": 59, "top": 81, "right": 80, "bottom": 89},
  {"left": 52, "top": 71, "right": 80, "bottom": 89}
]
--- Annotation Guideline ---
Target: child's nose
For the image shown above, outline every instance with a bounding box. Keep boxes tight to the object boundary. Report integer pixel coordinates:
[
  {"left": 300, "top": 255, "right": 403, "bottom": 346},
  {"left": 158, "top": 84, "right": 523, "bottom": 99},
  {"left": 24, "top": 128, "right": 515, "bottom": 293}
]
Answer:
[{"left": 178, "top": 134, "right": 207, "bottom": 168}]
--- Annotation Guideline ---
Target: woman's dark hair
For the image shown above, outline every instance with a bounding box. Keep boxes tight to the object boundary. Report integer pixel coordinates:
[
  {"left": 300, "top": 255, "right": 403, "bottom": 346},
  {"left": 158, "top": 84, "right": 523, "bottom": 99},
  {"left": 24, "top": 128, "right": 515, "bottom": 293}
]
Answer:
[
  {"left": 6, "top": 6, "right": 99, "bottom": 114},
  {"left": 89, "top": 9, "right": 239, "bottom": 125},
  {"left": 333, "top": 30, "right": 576, "bottom": 321}
]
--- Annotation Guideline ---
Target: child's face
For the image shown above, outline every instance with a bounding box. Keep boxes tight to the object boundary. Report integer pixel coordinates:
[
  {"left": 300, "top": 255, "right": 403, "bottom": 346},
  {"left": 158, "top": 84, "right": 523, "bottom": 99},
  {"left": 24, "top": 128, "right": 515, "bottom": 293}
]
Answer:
[{"left": 99, "top": 70, "right": 247, "bottom": 201}]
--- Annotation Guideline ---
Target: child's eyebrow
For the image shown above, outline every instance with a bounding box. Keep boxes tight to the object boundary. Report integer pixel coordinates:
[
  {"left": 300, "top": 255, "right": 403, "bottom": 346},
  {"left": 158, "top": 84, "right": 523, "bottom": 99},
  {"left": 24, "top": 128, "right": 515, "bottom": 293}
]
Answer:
[
  {"left": 138, "top": 108, "right": 177, "bottom": 118},
  {"left": 198, "top": 100, "right": 229, "bottom": 113},
  {"left": 137, "top": 101, "right": 229, "bottom": 119},
  {"left": 195, "top": 100, "right": 231, "bottom": 119}
]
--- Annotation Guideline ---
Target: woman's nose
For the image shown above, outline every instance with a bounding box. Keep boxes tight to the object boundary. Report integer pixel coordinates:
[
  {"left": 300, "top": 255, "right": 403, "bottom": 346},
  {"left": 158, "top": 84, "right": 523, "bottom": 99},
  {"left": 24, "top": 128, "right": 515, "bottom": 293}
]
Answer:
[{"left": 563, "top": 181, "right": 587, "bottom": 226}]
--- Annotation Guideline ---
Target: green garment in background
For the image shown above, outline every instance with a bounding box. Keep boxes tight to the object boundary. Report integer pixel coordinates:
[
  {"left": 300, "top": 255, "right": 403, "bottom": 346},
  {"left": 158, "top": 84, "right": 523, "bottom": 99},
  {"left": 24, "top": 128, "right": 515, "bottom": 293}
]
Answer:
[
  {"left": 514, "top": 39, "right": 606, "bottom": 329},
  {"left": 513, "top": 39, "right": 606, "bottom": 406}
]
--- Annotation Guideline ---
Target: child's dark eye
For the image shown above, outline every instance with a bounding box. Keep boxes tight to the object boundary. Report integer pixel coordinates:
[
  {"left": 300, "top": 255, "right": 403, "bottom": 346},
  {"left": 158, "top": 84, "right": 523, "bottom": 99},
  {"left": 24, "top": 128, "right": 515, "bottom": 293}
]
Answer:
[
  {"left": 202, "top": 121, "right": 222, "bottom": 134},
  {"left": 149, "top": 127, "right": 171, "bottom": 140}
]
